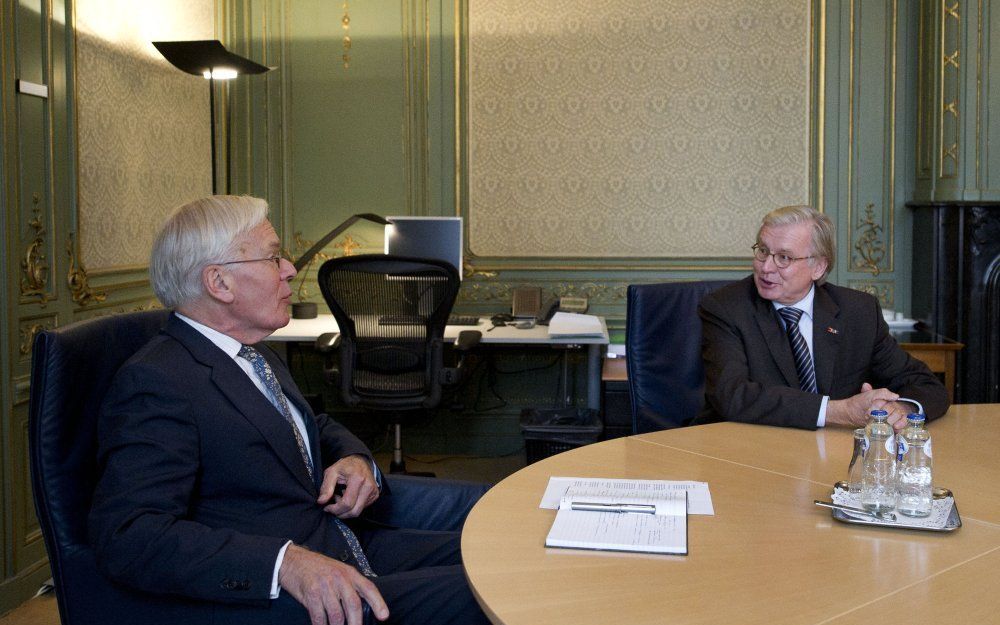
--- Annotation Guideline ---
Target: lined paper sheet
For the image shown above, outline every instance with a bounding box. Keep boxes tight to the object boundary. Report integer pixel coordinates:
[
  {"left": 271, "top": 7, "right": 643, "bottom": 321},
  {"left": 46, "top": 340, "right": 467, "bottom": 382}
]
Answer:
[
  {"left": 540, "top": 477, "right": 714, "bottom": 515},
  {"left": 545, "top": 490, "right": 688, "bottom": 554}
]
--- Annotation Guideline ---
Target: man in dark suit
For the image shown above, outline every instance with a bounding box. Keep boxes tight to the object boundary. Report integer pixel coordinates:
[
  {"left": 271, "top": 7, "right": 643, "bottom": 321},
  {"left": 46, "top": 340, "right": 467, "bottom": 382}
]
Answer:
[
  {"left": 698, "top": 205, "right": 948, "bottom": 431},
  {"left": 88, "top": 195, "right": 490, "bottom": 625}
]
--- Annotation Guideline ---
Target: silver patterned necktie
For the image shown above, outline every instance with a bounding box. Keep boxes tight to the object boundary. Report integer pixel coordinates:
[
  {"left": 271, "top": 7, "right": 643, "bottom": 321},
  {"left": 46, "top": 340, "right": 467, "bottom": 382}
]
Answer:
[
  {"left": 237, "top": 345, "right": 376, "bottom": 577},
  {"left": 777, "top": 307, "right": 818, "bottom": 394}
]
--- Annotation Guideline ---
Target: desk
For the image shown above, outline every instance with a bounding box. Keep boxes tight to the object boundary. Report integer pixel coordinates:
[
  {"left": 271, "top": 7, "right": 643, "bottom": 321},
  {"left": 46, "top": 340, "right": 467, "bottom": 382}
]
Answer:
[
  {"left": 892, "top": 329, "right": 964, "bottom": 403},
  {"left": 462, "top": 404, "right": 1000, "bottom": 624},
  {"left": 267, "top": 314, "right": 609, "bottom": 410}
]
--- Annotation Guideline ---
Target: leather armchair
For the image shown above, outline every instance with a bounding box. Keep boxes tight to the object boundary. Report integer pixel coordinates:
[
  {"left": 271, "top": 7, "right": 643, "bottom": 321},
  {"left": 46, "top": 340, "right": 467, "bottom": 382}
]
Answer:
[
  {"left": 625, "top": 281, "right": 730, "bottom": 433},
  {"left": 29, "top": 310, "right": 487, "bottom": 624}
]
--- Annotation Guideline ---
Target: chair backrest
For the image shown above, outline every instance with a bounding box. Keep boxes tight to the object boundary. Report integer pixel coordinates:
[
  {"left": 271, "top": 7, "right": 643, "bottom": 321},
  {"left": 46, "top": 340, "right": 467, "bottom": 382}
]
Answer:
[
  {"left": 28, "top": 309, "right": 202, "bottom": 624},
  {"left": 625, "top": 281, "right": 730, "bottom": 433},
  {"left": 317, "top": 255, "right": 460, "bottom": 411}
]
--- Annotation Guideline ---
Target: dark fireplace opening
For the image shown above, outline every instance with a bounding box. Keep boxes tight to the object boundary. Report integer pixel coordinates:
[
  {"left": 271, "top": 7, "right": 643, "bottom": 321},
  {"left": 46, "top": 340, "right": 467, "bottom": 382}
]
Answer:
[{"left": 910, "top": 202, "right": 1000, "bottom": 403}]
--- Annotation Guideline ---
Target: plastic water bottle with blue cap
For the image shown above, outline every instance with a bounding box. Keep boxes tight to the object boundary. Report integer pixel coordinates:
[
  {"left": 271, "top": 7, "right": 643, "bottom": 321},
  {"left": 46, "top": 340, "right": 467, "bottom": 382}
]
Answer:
[
  {"left": 861, "top": 409, "right": 896, "bottom": 513},
  {"left": 896, "top": 413, "right": 933, "bottom": 517}
]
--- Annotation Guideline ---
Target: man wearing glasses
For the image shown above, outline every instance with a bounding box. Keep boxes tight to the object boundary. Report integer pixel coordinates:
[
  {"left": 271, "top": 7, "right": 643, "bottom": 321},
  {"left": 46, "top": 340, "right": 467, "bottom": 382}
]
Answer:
[
  {"left": 696, "top": 205, "right": 948, "bottom": 431},
  {"left": 89, "top": 196, "right": 489, "bottom": 625}
]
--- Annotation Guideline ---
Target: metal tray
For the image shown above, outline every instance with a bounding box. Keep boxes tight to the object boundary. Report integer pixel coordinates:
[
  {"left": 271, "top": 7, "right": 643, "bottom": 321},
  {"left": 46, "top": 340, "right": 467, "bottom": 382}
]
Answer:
[{"left": 828, "top": 485, "right": 962, "bottom": 532}]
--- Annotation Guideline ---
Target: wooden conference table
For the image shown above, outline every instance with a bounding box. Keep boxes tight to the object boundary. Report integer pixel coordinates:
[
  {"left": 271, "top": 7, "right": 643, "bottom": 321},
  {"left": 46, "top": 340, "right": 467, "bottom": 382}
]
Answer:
[{"left": 461, "top": 404, "right": 1000, "bottom": 625}]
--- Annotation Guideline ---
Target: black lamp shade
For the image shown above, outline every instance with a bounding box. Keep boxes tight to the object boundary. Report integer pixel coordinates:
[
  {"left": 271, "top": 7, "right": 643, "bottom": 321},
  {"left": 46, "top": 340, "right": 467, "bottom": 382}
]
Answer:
[{"left": 152, "top": 40, "right": 271, "bottom": 76}]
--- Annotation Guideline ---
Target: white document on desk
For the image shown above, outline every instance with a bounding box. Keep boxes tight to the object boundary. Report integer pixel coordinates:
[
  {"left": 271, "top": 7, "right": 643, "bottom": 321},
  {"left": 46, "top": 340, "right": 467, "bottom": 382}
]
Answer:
[
  {"left": 540, "top": 477, "right": 714, "bottom": 515},
  {"left": 546, "top": 312, "right": 604, "bottom": 337},
  {"left": 546, "top": 487, "right": 687, "bottom": 555}
]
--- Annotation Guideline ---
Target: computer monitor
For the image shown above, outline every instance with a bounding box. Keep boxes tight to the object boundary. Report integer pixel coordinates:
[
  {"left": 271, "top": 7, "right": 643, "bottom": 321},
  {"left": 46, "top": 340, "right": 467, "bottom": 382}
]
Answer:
[{"left": 384, "top": 216, "right": 463, "bottom": 279}]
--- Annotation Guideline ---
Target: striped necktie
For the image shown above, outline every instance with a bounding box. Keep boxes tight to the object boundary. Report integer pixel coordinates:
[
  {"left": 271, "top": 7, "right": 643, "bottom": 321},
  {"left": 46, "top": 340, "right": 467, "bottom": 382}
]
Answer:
[
  {"left": 237, "top": 345, "right": 376, "bottom": 577},
  {"left": 777, "top": 307, "right": 818, "bottom": 394}
]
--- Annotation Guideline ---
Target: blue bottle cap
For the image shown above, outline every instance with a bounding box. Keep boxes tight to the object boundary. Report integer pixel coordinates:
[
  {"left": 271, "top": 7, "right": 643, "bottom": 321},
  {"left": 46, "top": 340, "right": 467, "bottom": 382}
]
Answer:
[
  {"left": 869, "top": 409, "right": 888, "bottom": 417},
  {"left": 906, "top": 413, "right": 926, "bottom": 422}
]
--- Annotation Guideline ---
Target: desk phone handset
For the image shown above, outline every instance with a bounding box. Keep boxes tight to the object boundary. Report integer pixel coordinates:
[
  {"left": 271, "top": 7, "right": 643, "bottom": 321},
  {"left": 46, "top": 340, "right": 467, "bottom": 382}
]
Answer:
[{"left": 537, "top": 296, "right": 588, "bottom": 325}]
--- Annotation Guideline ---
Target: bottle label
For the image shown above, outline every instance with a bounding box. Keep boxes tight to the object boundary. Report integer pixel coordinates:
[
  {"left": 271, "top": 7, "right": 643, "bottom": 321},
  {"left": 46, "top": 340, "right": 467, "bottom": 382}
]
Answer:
[
  {"left": 884, "top": 434, "right": 896, "bottom": 454},
  {"left": 896, "top": 438, "right": 909, "bottom": 461},
  {"left": 925, "top": 438, "right": 933, "bottom": 458}
]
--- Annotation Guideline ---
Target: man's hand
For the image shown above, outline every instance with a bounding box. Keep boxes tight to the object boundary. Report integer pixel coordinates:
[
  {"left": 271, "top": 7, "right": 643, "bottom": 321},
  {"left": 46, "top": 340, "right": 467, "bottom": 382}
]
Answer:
[
  {"left": 826, "top": 383, "right": 900, "bottom": 428},
  {"left": 881, "top": 400, "right": 914, "bottom": 432},
  {"left": 279, "top": 544, "right": 388, "bottom": 625},
  {"left": 317, "top": 455, "right": 379, "bottom": 518}
]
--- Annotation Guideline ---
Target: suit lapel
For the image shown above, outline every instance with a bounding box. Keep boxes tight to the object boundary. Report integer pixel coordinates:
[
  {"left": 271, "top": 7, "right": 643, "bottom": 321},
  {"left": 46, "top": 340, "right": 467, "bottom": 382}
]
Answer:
[
  {"left": 164, "top": 315, "right": 317, "bottom": 493},
  {"left": 751, "top": 291, "right": 800, "bottom": 388},
  {"left": 811, "top": 285, "right": 841, "bottom": 396}
]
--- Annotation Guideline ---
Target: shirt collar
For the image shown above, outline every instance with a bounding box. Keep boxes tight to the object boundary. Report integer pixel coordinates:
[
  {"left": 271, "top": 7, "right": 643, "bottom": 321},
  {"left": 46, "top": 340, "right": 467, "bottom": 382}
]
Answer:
[
  {"left": 175, "top": 312, "right": 244, "bottom": 359},
  {"left": 771, "top": 284, "right": 816, "bottom": 320}
]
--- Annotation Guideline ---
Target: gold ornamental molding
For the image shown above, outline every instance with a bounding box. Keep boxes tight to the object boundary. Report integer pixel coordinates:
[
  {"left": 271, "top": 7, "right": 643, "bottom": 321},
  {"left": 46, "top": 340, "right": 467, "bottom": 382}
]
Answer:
[
  {"left": 66, "top": 232, "right": 107, "bottom": 307},
  {"left": 341, "top": 0, "right": 352, "bottom": 69},
  {"left": 847, "top": 280, "right": 894, "bottom": 309},
  {"left": 20, "top": 194, "right": 50, "bottom": 305},
  {"left": 939, "top": 0, "right": 960, "bottom": 178},
  {"left": 457, "top": 280, "right": 629, "bottom": 306},
  {"left": 18, "top": 322, "right": 52, "bottom": 356},
  {"left": 852, "top": 203, "right": 887, "bottom": 276}
]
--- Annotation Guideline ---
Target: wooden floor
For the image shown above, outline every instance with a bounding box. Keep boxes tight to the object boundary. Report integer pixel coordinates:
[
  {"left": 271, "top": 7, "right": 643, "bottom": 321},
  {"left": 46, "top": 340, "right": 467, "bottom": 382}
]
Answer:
[{"left": 0, "top": 453, "right": 525, "bottom": 624}]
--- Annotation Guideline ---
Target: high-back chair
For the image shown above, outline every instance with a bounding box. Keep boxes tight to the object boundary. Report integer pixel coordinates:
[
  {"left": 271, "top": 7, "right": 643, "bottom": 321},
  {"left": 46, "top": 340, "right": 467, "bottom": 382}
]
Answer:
[
  {"left": 28, "top": 309, "right": 200, "bottom": 624},
  {"left": 29, "top": 308, "right": 487, "bottom": 624},
  {"left": 625, "top": 281, "right": 730, "bottom": 433},
  {"left": 317, "top": 254, "right": 479, "bottom": 473}
]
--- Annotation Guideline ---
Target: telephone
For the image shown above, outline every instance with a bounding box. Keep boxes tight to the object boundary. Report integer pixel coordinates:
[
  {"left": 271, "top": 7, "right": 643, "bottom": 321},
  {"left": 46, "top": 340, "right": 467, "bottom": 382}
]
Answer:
[
  {"left": 512, "top": 287, "right": 542, "bottom": 319},
  {"left": 536, "top": 296, "right": 589, "bottom": 325}
]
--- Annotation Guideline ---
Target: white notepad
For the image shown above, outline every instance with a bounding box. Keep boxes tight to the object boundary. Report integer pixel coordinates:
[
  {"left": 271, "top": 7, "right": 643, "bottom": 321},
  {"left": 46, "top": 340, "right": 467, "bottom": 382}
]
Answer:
[{"left": 545, "top": 486, "right": 688, "bottom": 555}]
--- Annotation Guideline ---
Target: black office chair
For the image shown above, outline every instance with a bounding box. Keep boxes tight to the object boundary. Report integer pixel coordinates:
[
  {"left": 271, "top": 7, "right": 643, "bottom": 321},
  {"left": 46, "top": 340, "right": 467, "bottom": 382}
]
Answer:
[
  {"left": 625, "top": 281, "right": 731, "bottom": 433},
  {"left": 317, "top": 254, "right": 480, "bottom": 474},
  {"left": 29, "top": 309, "right": 487, "bottom": 624}
]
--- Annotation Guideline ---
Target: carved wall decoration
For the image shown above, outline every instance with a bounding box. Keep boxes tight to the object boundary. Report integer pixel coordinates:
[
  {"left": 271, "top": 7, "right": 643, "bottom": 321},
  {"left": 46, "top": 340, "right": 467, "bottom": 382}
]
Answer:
[
  {"left": 74, "top": 0, "right": 213, "bottom": 271},
  {"left": 20, "top": 196, "right": 49, "bottom": 305},
  {"left": 852, "top": 203, "right": 887, "bottom": 276},
  {"left": 66, "top": 233, "right": 107, "bottom": 306},
  {"left": 341, "top": 0, "right": 352, "bottom": 69},
  {"left": 847, "top": 280, "right": 894, "bottom": 309},
  {"left": 457, "top": 279, "right": 629, "bottom": 306},
  {"left": 465, "top": 0, "right": 812, "bottom": 259},
  {"left": 18, "top": 319, "right": 55, "bottom": 357},
  {"left": 939, "top": 0, "right": 960, "bottom": 178}
]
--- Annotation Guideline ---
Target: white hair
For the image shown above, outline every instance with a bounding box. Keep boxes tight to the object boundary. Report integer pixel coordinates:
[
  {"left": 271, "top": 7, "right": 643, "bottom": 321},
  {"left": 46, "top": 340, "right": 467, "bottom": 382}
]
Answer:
[{"left": 149, "top": 195, "right": 269, "bottom": 308}]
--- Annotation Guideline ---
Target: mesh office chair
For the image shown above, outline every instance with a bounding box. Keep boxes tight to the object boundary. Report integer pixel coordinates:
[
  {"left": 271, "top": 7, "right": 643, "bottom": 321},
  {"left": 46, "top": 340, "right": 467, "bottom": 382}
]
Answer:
[
  {"left": 626, "top": 280, "right": 731, "bottom": 433},
  {"left": 317, "top": 254, "right": 480, "bottom": 473}
]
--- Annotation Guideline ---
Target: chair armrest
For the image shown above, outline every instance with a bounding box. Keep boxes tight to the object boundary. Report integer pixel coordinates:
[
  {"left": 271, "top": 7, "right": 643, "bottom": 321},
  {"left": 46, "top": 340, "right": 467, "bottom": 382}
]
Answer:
[
  {"left": 363, "top": 475, "right": 490, "bottom": 531},
  {"left": 314, "top": 332, "right": 340, "bottom": 352},
  {"left": 455, "top": 330, "right": 481, "bottom": 351}
]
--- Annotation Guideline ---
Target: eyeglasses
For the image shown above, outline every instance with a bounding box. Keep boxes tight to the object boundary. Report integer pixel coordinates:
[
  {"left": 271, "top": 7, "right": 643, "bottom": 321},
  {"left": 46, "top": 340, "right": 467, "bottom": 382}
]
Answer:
[
  {"left": 751, "top": 244, "right": 814, "bottom": 269},
  {"left": 217, "top": 253, "right": 288, "bottom": 268}
]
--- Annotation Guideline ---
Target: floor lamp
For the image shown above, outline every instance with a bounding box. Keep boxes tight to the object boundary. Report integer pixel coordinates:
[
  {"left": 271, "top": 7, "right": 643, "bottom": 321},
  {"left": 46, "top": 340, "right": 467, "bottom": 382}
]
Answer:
[{"left": 152, "top": 40, "right": 273, "bottom": 194}]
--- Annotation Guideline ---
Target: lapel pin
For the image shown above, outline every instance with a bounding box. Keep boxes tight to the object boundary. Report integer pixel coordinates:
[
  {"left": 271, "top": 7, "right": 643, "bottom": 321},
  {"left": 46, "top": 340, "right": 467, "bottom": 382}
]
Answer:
[{"left": 827, "top": 327, "right": 838, "bottom": 335}]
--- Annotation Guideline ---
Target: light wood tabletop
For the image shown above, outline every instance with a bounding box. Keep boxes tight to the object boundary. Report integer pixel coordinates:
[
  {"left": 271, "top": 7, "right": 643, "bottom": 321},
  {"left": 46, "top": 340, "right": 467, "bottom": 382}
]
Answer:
[{"left": 461, "top": 404, "right": 1000, "bottom": 625}]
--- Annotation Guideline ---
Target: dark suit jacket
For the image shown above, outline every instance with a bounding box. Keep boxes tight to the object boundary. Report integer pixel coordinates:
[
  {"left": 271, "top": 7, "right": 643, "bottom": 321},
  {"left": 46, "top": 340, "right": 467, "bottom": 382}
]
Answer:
[
  {"left": 89, "top": 313, "right": 373, "bottom": 607},
  {"left": 696, "top": 276, "right": 949, "bottom": 429}
]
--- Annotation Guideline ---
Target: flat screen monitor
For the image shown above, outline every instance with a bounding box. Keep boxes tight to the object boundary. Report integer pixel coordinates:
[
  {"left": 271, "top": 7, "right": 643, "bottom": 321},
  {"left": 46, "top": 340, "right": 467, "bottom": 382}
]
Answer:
[{"left": 384, "top": 216, "right": 463, "bottom": 279}]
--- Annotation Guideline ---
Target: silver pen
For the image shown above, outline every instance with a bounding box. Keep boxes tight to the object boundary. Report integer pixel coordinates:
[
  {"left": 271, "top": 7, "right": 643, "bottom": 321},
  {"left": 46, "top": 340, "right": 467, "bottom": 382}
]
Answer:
[{"left": 570, "top": 502, "right": 656, "bottom": 514}]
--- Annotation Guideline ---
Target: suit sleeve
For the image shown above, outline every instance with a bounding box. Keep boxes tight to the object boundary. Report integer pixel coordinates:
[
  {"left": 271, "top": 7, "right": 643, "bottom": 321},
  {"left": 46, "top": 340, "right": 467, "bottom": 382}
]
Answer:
[
  {"left": 700, "top": 293, "right": 824, "bottom": 429},
  {"left": 865, "top": 300, "right": 950, "bottom": 421},
  {"left": 88, "top": 362, "right": 287, "bottom": 605}
]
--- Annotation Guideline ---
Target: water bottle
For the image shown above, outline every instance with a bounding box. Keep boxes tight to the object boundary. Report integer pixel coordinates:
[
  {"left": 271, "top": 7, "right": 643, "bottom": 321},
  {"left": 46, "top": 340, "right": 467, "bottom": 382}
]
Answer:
[
  {"left": 847, "top": 428, "right": 867, "bottom": 494},
  {"left": 860, "top": 409, "right": 896, "bottom": 513},
  {"left": 896, "top": 413, "right": 933, "bottom": 517}
]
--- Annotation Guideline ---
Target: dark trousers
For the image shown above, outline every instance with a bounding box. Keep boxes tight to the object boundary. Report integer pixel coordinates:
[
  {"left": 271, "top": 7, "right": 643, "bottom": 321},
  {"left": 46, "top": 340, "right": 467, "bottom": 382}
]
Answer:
[
  {"left": 362, "top": 525, "right": 490, "bottom": 625},
  {"left": 262, "top": 525, "right": 488, "bottom": 625}
]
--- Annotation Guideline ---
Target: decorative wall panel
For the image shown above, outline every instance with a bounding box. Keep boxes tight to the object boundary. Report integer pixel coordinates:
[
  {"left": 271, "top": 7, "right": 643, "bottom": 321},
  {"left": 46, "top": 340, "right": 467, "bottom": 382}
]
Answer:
[
  {"left": 466, "top": 0, "right": 812, "bottom": 259},
  {"left": 75, "top": 0, "right": 213, "bottom": 270}
]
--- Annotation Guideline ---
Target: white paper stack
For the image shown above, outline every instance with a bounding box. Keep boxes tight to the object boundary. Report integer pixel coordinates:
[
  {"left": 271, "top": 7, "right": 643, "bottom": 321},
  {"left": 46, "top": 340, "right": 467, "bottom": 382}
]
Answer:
[{"left": 547, "top": 312, "right": 603, "bottom": 337}]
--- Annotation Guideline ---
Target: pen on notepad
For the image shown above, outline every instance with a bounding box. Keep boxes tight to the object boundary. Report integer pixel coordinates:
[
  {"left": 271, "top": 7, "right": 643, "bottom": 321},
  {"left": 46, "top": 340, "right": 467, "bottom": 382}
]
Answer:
[{"left": 570, "top": 502, "right": 656, "bottom": 514}]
